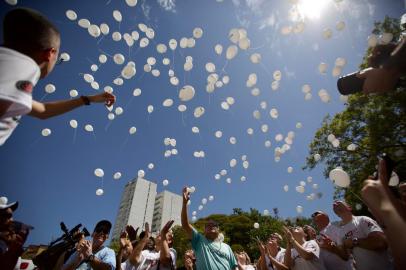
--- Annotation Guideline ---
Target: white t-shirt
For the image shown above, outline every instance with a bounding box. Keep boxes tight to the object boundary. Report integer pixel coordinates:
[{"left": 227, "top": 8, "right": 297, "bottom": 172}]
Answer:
[
  {"left": 338, "top": 216, "right": 392, "bottom": 270},
  {"left": 319, "top": 223, "right": 352, "bottom": 270},
  {"left": 264, "top": 248, "right": 285, "bottom": 270},
  {"left": 289, "top": 240, "right": 326, "bottom": 270},
  {"left": 124, "top": 249, "right": 176, "bottom": 270},
  {"left": 0, "top": 46, "right": 40, "bottom": 145}
]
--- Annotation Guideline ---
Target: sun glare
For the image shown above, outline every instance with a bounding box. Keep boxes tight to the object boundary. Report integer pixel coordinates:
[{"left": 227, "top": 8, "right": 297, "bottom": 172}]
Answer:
[{"left": 297, "top": 0, "right": 329, "bottom": 20}]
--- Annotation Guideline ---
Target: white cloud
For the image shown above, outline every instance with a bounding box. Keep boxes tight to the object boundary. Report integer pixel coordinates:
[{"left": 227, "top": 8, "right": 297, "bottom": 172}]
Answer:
[{"left": 157, "top": 0, "right": 177, "bottom": 12}]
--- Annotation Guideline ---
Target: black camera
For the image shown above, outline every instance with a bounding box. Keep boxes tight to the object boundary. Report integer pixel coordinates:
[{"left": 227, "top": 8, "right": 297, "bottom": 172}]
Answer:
[{"left": 33, "top": 222, "right": 89, "bottom": 270}]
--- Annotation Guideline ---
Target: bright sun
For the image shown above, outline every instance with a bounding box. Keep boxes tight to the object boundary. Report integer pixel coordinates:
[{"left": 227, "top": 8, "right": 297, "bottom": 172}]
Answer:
[{"left": 297, "top": 0, "right": 329, "bottom": 20}]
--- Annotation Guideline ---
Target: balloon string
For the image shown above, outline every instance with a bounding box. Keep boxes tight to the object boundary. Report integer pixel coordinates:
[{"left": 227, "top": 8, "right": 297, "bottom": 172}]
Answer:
[
  {"left": 260, "top": 62, "right": 272, "bottom": 76},
  {"left": 92, "top": 131, "right": 97, "bottom": 141},
  {"left": 98, "top": 48, "right": 113, "bottom": 58},
  {"left": 72, "top": 129, "right": 77, "bottom": 144},
  {"left": 39, "top": 93, "right": 48, "bottom": 102},
  {"left": 97, "top": 36, "right": 104, "bottom": 45},
  {"left": 181, "top": 113, "right": 185, "bottom": 126},
  {"left": 125, "top": 96, "right": 134, "bottom": 109},
  {"left": 105, "top": 120, "right": 113, "bottom": 131},
  {"left": 120, "top": 136, "right": 130, "bottom": 152}
]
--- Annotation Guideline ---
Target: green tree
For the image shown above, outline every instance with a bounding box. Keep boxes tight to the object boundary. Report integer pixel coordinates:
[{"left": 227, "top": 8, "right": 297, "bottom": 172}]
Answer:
[{"left": 304, "top": 16, "right": 406, "bottom": 214}]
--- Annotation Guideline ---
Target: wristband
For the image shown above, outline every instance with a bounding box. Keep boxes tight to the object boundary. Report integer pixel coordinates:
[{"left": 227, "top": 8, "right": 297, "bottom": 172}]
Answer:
[
  {"left": 81, "top": 95, "right": 91, "bottom": 105},
  {"left": 85, "top": 254, "right": 95, "bottom": 263}
]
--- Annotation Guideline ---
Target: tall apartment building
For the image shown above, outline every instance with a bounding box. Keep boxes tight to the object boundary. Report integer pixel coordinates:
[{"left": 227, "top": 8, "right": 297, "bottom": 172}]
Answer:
[
  {"left": 151, "top": 190, "right": 183, "bottom": 233},
  {"left": 112, "top": 178, "right": 157, "bottom": 240},
  {"left": 112, "top": 178, "right": 183, "bottom": 240}
]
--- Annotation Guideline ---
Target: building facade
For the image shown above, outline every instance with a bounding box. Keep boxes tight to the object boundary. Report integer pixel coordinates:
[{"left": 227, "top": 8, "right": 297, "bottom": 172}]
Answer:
[
  {"left": 151, "top": 190, "right": 182, "bottom": 233},
  {"left": 112, "top": 178, "right": 157, "bottom": 240}
]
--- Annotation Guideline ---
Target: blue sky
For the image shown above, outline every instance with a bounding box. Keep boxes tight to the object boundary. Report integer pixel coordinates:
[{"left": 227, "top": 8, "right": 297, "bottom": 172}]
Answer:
[{"left": 0, "top": 0, "right": 404, "bottom": 245}]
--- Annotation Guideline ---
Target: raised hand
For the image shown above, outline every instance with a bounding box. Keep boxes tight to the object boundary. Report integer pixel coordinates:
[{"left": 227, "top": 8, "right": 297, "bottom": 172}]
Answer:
[
  {"left": 161, "top": 220, "right": 174, "bottom": 236},
  {"left": 88, "top": 92, "right": 116, "bottom": 106},
  {"left": 126, "top": 225, "right": 139, "bottom": 242},
  {"left": 119, "top": 231, "right": 130, "bottom": 249},
  {"left": 182, "top": 187, "right": 191, "bottom": 203}
]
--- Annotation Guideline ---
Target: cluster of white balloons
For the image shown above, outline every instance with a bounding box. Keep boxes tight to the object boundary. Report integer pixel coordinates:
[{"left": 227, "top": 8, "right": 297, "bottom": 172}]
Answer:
[{"left": 163, "top": 137, "right": 178, "bottom": 157}]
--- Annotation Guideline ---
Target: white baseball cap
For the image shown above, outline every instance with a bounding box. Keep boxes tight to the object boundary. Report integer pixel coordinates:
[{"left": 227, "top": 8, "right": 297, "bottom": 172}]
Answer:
[{"left": 0, "top": 197, "right": 18, "bottom": 211}]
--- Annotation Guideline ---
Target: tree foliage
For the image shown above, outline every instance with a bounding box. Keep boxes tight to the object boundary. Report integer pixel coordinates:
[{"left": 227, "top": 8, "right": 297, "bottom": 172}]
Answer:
[{"left": 304, "top": 16, "right": 406, "bottom": 215}]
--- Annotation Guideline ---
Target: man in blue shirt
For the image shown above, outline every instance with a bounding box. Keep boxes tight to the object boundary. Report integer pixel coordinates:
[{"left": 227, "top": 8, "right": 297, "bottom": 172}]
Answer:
[
  {"left": 181, "top": 187, "right": 238, "bottom": 270},
  {"left": 63, "top": 220, "right": 116, "bottom": 270}
]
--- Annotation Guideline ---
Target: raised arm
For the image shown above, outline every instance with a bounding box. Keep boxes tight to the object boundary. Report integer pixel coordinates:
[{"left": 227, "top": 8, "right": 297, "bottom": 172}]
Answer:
[
  {"left": 116, "top": 231, "right": 131, "bottom": 270},
  {"left": 181, "top": 187, "right": 193, "bottom": 239},
  {"left": 128, "top": 222, "right": 150, "bottom": 266},
  {"left": 29, "top": 92, "right": 115, "bottom": 119},
  {"left": 159, "top": 220, "right": 175, "bottom": 267}
]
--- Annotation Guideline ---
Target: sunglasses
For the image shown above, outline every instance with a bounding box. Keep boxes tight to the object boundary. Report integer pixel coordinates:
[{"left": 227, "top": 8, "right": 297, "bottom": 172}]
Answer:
[
  {"left": 311, "top": 211, "right": 322, "bottom": 218},
  {"left": 0, "top": 211, "right": 12, "bottom": 219}
]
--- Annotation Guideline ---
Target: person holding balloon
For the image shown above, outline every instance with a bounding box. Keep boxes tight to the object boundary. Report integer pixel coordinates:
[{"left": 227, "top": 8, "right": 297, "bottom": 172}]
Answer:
[{"left": 0, "top": 8, "right": 116, "bottom": 146}]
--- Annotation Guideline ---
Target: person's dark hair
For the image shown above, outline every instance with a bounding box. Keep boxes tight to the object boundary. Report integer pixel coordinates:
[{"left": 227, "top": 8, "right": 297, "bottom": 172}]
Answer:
[
  {"left": 93, "top": 220, "right": 112, "bottom": 234},
  {"left": 3, "top": 8, "right": 60, "bottom": 54}
]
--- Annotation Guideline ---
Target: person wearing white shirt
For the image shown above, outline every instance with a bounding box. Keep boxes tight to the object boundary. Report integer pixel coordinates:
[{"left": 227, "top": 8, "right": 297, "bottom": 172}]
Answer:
[
  {"left": 333, "top": 200, "right": 393, "bottom": 270},
  {"left": 282, "top": 226, "right": 326, "bottom": 270},
  {"left": 0, "top": 8, "right": 115, "bottom": 146},
  {"left": 311, "top": 211, "right": 351, "bottom": 270},
  {"left": 124, "top": 221, "right": 176, "bottom": 270}
]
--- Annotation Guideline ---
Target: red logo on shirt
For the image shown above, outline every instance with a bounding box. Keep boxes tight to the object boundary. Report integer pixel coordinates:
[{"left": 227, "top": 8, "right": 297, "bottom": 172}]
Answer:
[{"left": 16, "top": 81, "right": 33, "bottom": 94}]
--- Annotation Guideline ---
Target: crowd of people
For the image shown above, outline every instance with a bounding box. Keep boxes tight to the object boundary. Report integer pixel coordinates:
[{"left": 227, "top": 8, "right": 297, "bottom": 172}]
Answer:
[{"left": 1, "top": 6, "right": 405, "bottom": 270}]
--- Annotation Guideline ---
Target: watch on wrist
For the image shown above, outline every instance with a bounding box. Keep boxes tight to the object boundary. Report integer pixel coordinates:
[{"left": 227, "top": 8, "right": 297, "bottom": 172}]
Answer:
[
  {"left": 81, "top": 95, "right": 91, "bottom": 105},
  {"left": 85, "top": 254, "right": 95, "bottom": 263},
  {"left": 352, "top": 238, "right": 359, "bottom": 247}
]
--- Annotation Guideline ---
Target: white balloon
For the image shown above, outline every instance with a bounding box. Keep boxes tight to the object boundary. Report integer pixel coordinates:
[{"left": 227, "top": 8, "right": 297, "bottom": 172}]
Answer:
[
  {"left": 230, "top": 159, "right": 237, "bottom": 167},
  {"left": 41, "top": 128, "right": 51, "bottom": 137},
  {"left": 129, "top": 127, "right": 137, "bottom": 134},
  {"left": 138, "top": 169, "right": 145, "bottom": 178},
  {"left": 296, "top": 205, "right": 303, "bottom": 214},
  {"left": 307, "top": 176, "right": 313, "bottom": 183},
  {"left": 215, "top": 131, "right": 222, "bottom": 138},
  {"left": 250, "top": 53, "right": 261, "bottom": 64},
  {"left": 140, "top": 37, "right": 149, "bottom": 48},
  {"left": 332, "top": 66, "right": 342, "bottom": 77},
  {"left": 45, "top": 84, "right": 56, "bottom": 94},
  {"left": 273, "top": 70, "right": 282, "bottom": 81},
  {"left": 247, "top": 128, "right": 254, "bottom": 135},
  {"left": 78, "top": 19, "right": 90, "bottom": 28},
  {"left": 281, "top": 25, "right": 292, "bottom": 35},
  {"left": 113, "top": 172, "right": 122, "bottom": 180},
  {"left": 69, "top": 119, "right": 78, "bottom": 129},
  {"left": 238, "top": 37, "right": 250, "bottom": 50},
  {"left": 253, "top": 222, "right": 260, "bottom": 229},
  {"left": 170, "top": 77, "right": 179, "bottom": 86},
  {"left": 241, "top": 176, "right": 247, "bottom": 182},
  {"left": 133, "top": 88, "right": 142, "bottom": 96},
  {"left": 295, "top": 185, "right": 305, "bottom": 193},
  {"left": 226, "top": 45, "right": 238, "bottom": 60},
  {"left": 264, "top": 140, "right": 271, "bottom": 148},
  {"left": 115, "top": 107, "right": 123, "bottom": 115},
  {"left": 242, "top": 160, "right": 249, "bottom": 169},
  {"left": 329, "top": 167, "right": 350, "bottom": 187},
  {"left": 94, "top": 168, "right": 104, "bottom": 177},
  {"left": 270, "top": 108, "right": 278, "bottom": 119},
  {"left": 335, "top": 57, "right": 347, "bottom": 67},
  {"left": 261, "top": 124, "right": 269, "bottom": 133},
  {"left": 191, "top": 126, "right": 200, "bottom": 133},
  {"left": 90, "top": 81, "right": 99, "bottom": 90},
  {"left": 146, "top": 28, "right": 155, "bottom": 39},
  {"left": 312, "top": 184, "right": 319, "bottom": 189},
  {"left": 314, "top": 153, "right": 321, "bottom": 161},
  {"left": 251, "top": 88, "right": 260, "bottom": 96},
  {"left": 163, "top": 99, "right": 173, "bottom": 107},
  {"left": 347, "top": 143, "right": 357, "bottom": 151},
  {"left": 229, "top": 137, "right": 237, "bottom": 145},
  {"left": 209, "top": 195, "right": 214, "bottom": 201},
  {"left": 283, "top": 185, "right": 289, "bottom": 192},
  {"left": 99, "top": 54, "right": 107, "bottom": 64},
  {"left": 112, "top": 31, "right": 122, "bottom": 41},
  {"left": 322, "top": 28, "right": 332, "bottom": 39},
  {"left": 228, "top": 28, "right": 240, "bottom": 43},
  {"left": 169, "top": 39, "right": 177, "bottom": 50},
  {"left": 60, "top": 52, "right": 70, "bottom": 62},
  {"left": 113, "top": 54, "right": 125, "bottom": 65},
  {"left": 113, "top": 10, "right": 122, "bottom": 22},
  {"left": 84, "top": 124, "right": 94, "bottom": 132},
  {"left": 296, "top": 122, "right": 303, "bottom": 129},
  {"left": 100, "top": 23, "right": 110, "bottom": 35},
  {"left": 214, "top": 44, "right": 223, "bottom": 55},
  {"left": 193, "top": 106, "right": 205, "bottom": 118},
  {"left": 131, "top": 31, "right": 140, "bottom": 40},
  {"left": 138, "top": 23, "right": 148, "bottom": 32},
  {"left": 163, "top": 179, "right": 169, "bottom": 186},
  {"left": 91, "top": 64, "right": 98, "bottom": 72},
  {"left": 205, "top": 63, "right": 216, "bottom": 73},
  {"left": 193, "top": 27, "right": 203, "bottom": 39},
  {"left": 162, "top": 58, "right": 170, "bottom": 65},
  {"left": 226, "top": 178, "right": 232, "bottom": 184},
  {"left": 156, "top": 43, "right": 167, "bottom": 54},
  {"left": 305, "top": 93, "right": 312, "bottom": 100},
  {"left": 178, "top": 104, "right": 187, "bottom": 112},
  {"left": 302, "top": 84, "right": 311, "bottom": 94},
  {"left": 108, "top": 113, "right": 115, "bottom": 120},
  {"left": 248, "top": 73, "right": 258, "bottom": 86},
  {"left": 147, "top": 105, "right": 154, "bottom": 114},
  {"left": 88, "top": 24, "right": 101, "bottom": 38},
  {"left": 96, "top": 189, "right": 104, "bottom": 196},
  {"left": 275, "top": 134, "right": 283, "bottom": 141},
  {"left": 126, "top": 0, "right": 138, "bottom": 6},
  {"left": 287, "top": 166, "right": 293, "bottom": 173},
  {"left": 336, "top": 21, "right": 346, "bottom": 31},
  {"left": 221, "top": 102, "right": 230, "bottom": 110},
  {"left": 318, "top": 62, "right": 328, "bottom": 74},
  {"left": 66, "top": 10, "right": 77, "bottom": 21}
]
